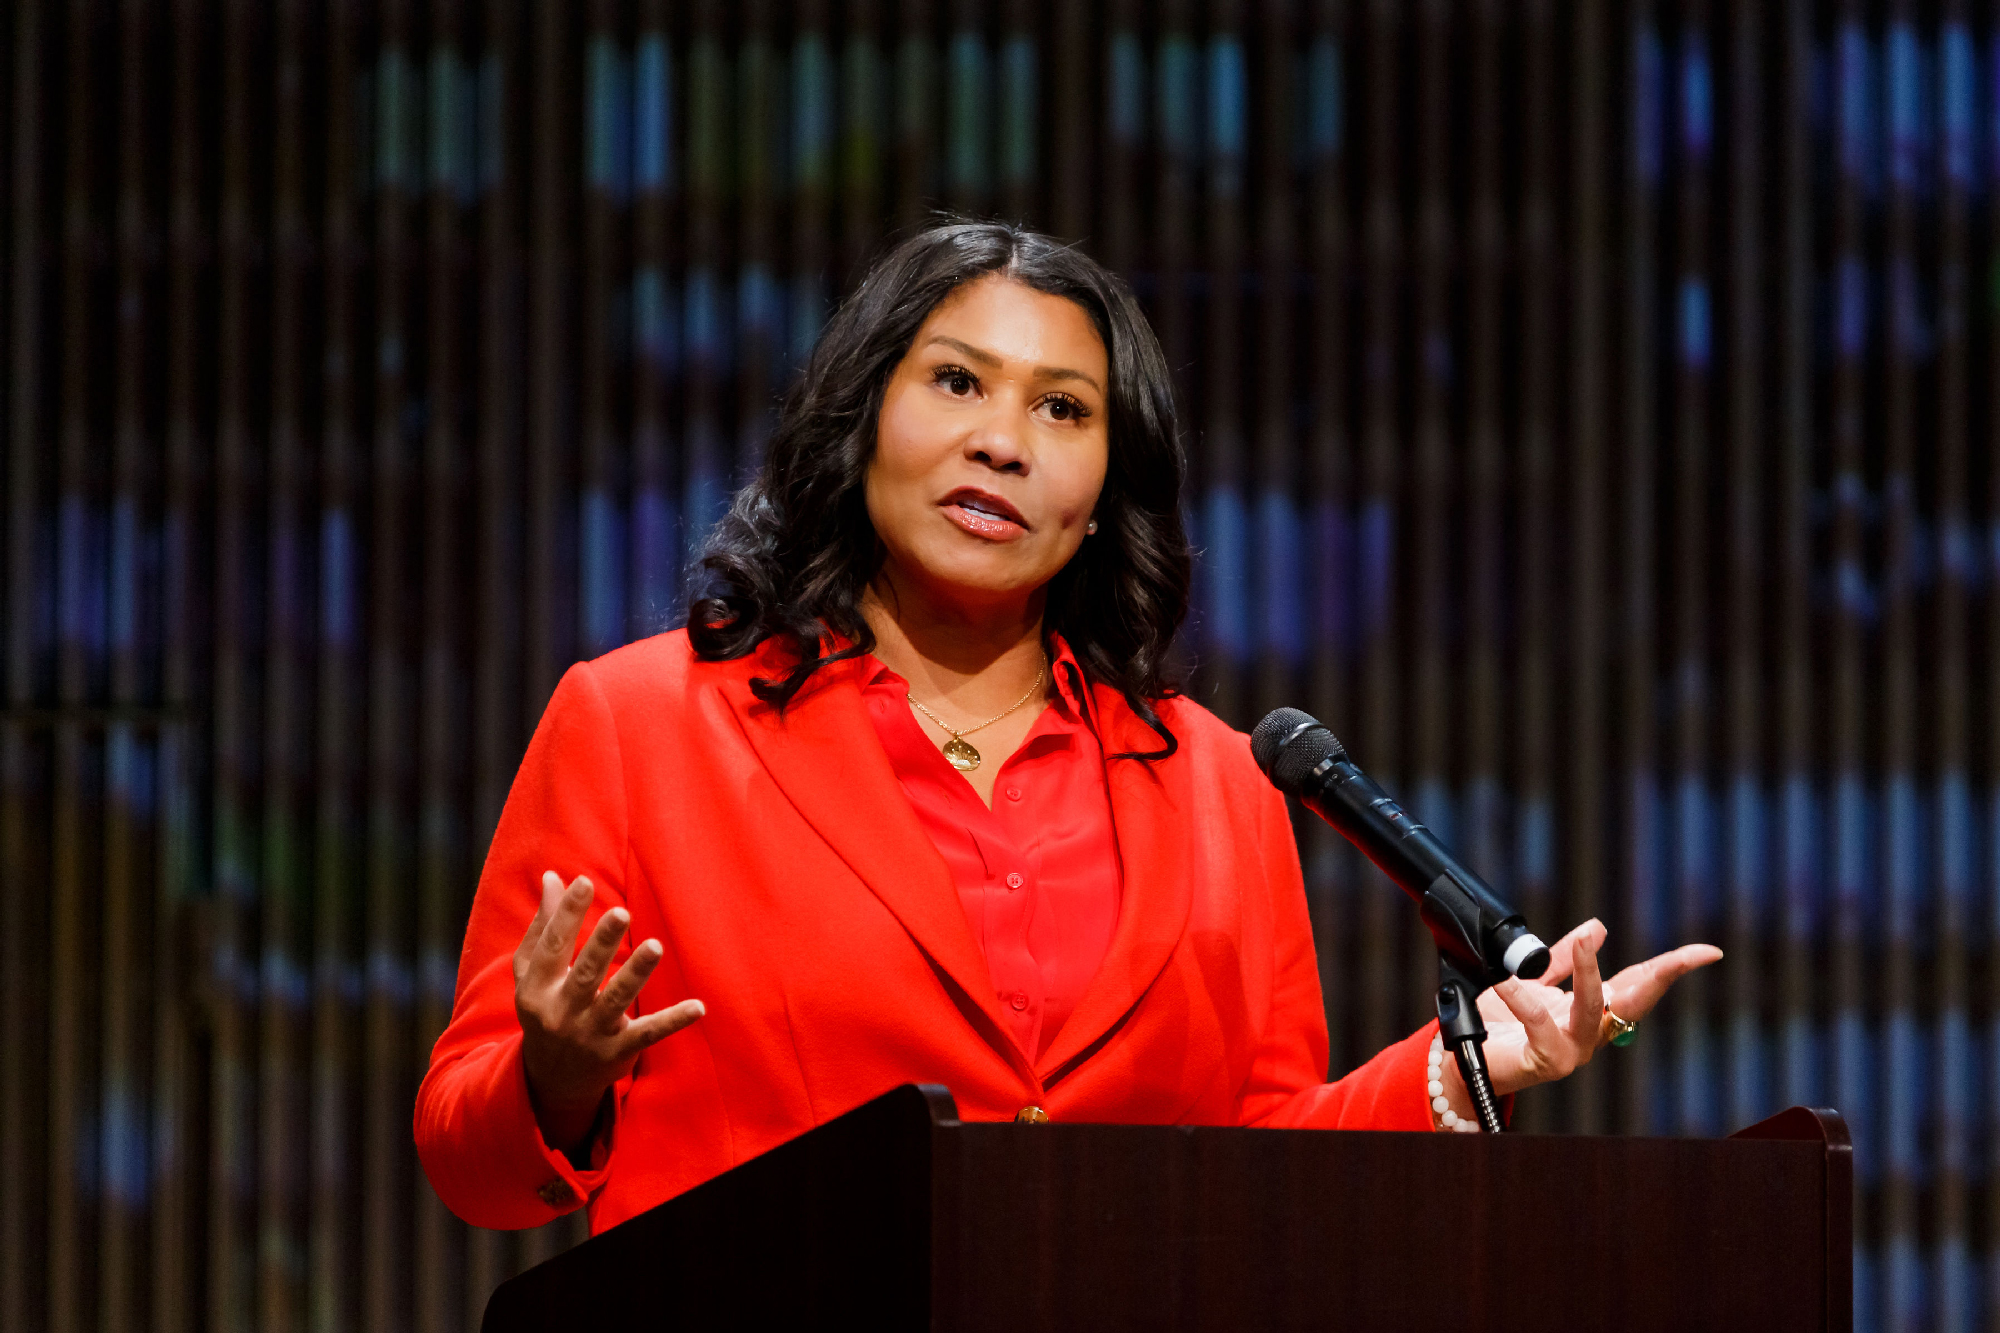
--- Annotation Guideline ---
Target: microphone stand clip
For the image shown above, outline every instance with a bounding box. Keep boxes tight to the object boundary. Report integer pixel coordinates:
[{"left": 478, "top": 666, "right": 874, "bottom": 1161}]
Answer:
[
  {"left": 1418, "top": 872, "right": 1510, "bottom": 1135},
  {"left": 1436, "top": 955, "right": 1507, "bottom": 1135}
]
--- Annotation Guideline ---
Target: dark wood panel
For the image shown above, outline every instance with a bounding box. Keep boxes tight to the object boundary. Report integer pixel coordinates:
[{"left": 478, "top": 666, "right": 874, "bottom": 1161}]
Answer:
[
  {"left": 487, "top": 1086, "right": 1845, "bottom": 1333},
  {"left": 482, "top": 1084, "right": 940, "bottom": 1332},
  {"left": 942, "top": 1121, "right": 1832, "bottom": 1331}
]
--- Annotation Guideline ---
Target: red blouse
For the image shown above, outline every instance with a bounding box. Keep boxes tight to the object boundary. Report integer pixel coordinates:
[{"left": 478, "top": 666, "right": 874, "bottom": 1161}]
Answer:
[{"left": 860, "top": 637, "right": 1119, "bottom": 1061}]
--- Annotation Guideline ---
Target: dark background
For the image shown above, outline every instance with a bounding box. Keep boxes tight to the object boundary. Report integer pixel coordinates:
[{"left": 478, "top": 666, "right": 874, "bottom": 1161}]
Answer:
[{"left": 3, "top": 1, "right": 1996, "bottom": 1329}]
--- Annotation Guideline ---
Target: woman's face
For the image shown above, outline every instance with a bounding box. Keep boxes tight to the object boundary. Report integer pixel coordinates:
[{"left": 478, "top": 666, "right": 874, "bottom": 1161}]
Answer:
[{"left": 866, "top": 275, "right": 1111, "bottom": 618}]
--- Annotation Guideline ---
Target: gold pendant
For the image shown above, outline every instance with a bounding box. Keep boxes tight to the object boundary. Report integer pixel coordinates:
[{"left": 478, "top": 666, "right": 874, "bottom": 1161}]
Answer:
[{"left": 942, "top": 736, "right": 982, "bottom": 772}]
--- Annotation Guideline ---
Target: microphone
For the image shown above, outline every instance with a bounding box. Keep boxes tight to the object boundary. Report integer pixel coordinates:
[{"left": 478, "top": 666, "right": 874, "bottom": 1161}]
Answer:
[{"left": 1251, "top": 708, "right": 1551, "bottom": 985}]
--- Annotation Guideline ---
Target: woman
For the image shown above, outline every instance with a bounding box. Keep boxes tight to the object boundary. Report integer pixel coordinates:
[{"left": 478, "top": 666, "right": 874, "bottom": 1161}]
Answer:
[{"left": 416, "top": 220, "right": 1719, "bottom": 1233}]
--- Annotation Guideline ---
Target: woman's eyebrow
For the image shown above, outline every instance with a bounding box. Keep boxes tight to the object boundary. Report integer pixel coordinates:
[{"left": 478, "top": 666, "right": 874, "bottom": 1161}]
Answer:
[
  {"left": 924, "top": 334, "right": 1002, "bottom": 366},
  {"left": 1037, "top": 365, "right": 1102, "bottom": 392},
  {"left": 923, "top": 334, "right": 1102, "bottom": 392}
]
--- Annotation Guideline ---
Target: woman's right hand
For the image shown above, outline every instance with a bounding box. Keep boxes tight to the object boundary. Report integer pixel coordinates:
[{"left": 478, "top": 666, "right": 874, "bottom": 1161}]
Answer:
[{"left": 514, "top": 871, "right": 705, "bottom": 1156}]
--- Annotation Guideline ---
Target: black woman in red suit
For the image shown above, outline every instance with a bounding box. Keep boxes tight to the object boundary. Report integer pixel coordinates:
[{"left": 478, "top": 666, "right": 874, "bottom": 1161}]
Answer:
[{"left": 416, "top": 219, "right": 1720, "bottom": 1233}]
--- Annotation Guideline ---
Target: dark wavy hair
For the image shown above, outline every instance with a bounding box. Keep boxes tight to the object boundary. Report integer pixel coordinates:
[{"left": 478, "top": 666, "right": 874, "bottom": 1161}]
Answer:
[{"left": 688, "top": 217, "right": 1192, "bottom": 759}]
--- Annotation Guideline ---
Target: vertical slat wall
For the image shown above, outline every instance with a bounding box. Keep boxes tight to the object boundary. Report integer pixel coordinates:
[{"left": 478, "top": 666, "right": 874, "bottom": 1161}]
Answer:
[{"left": 2, "top": 4, "right": 1999, "bottom": 1330}]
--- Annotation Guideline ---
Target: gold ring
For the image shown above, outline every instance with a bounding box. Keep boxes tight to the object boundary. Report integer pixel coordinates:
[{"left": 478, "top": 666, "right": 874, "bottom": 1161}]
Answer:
[{"left": 1602, "top": 1006, "right": 1638, "bottom": 1048}]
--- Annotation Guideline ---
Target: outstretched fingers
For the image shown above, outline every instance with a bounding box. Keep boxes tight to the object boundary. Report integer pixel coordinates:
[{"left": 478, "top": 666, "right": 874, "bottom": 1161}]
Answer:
[
  {"left": 1567, "top": 932, "right": 1605, "bottom": 1051},
  {"left": 618, "top": 997, "right": 707, "bottom": 1057},
  {"left": 592, "top": 937, "right": 664, "bottom": 1026},
  {"left": 513, "top": 871, "right": 564, "bottom": 974},
  {"left": 564, "top": 906, "right": 631, "bottom": 1008},
  {"left": 532, "top": 875, "right": 596, "bottom": 976},
  {"left": 1492, "top": 978, "right": 1565, "bottom": 1067},
  {"left": 1534, "top": 917, "right": 1608, "bottom": 989},
  {"left": 1606, "top": 943, "right": 1725, "bottom": 1021}
]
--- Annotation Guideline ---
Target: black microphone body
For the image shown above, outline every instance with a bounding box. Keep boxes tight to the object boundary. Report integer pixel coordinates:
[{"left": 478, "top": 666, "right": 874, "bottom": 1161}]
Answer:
[{"left": 1251, "top": 708, "right": 1551, "bottom": 986}]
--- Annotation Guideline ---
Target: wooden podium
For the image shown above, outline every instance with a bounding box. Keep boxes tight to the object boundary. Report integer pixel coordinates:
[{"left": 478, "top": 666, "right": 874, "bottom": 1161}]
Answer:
[{"left": 482, "top": 1084, "right": 1851, "bottom": 1331}]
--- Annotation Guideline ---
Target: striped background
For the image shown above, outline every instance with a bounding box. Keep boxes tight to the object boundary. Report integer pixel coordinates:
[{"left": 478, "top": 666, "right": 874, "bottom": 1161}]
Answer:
[{"left": 3, "top": 1, "right": 1998, "bottom": 1329}]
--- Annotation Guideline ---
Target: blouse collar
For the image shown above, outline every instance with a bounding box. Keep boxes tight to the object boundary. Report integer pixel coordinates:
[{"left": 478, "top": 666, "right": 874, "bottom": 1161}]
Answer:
[{"left": 860, "top": 631, "right": 1094, "bottom": 727}]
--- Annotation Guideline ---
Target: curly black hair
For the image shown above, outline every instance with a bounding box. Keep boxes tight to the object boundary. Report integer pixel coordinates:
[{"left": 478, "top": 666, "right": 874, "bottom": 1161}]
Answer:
[{"left": 687, "top": 217, "right": 1192, "bottom": 759}]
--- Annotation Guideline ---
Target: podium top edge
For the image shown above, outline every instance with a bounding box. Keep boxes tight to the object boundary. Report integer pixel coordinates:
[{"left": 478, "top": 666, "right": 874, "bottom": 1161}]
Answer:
[{"left": 1726, "top": 1105, "right": 1850, "bottom": 1148}]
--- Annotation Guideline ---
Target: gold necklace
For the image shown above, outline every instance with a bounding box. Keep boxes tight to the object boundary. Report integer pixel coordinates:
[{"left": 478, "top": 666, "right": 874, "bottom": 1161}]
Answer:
[{"left": 906, "top": 657, "right": 1047, "bottom": 773}]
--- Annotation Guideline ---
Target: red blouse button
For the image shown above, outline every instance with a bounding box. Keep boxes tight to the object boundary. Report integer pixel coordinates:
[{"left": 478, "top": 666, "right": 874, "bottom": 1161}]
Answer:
[
  {"left": 1009, "top": 991, "right": 1031, "bottom": 1011},
  {"left": 1006, "top": 786, "right": 1023, "bottom": 801},
  {"left": 1006, "top": 871, "right": 1024, "bottom": 889}
]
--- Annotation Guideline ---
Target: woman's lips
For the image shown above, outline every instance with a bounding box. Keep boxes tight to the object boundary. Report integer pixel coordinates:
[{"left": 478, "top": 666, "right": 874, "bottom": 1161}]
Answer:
[{"left": 939, "top": 489, "right": 1029, "bottom": 540}]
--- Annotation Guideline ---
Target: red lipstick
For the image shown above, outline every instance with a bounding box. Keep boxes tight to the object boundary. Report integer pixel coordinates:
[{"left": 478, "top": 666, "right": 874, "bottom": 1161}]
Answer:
[{"left": 939, "top": 487, "right": 1031, "bottom": 540}]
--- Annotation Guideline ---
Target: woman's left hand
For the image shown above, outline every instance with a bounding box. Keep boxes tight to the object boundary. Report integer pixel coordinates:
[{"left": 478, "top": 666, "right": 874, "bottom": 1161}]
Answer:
[{"left": 1464, "top": 919, "right": 1722, "bottom": 1098}]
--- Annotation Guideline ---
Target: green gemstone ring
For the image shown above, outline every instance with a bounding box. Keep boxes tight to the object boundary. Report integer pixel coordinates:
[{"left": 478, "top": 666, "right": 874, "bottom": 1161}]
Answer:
[{"left": 1603, "top": 1006, "right": 1639, "bottom": 1048}]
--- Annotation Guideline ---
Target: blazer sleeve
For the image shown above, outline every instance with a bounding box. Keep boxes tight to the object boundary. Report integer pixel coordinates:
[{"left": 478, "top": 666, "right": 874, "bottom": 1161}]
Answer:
[
  {"left": 415, "top": 661, "right": 643, "bottom": 1229},
  {"left": 1233, "top": 783, "right": 1437, "bottom": 1132}
]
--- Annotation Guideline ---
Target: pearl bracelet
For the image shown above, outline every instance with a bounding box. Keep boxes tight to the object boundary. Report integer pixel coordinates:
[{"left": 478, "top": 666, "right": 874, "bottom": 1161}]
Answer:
[{"left": 1427, "top": 1034, "right": 1481, "bottom": 1133}]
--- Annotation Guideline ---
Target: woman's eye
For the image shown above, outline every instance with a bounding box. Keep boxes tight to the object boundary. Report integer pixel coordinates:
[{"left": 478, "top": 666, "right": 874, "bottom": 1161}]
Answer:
[
  {"left": 935, "top": 367, "right": 976, "bottom": 395},
  {"left": 1043, "top": 394, "right": 1088, "bottom": 422}
]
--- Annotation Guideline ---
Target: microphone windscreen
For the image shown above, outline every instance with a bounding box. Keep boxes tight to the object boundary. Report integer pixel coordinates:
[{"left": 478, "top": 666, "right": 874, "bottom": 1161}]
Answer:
[{"left": 1251, "top": 708, "right": 1345, "bottom": 794}]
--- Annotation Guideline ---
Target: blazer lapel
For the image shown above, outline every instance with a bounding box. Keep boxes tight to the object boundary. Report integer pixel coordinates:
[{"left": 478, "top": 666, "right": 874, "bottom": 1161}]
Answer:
[
  {"left": 717, "top": 652, "right": 1022, "bottom": 1065},
  {"left": 1037, "top": 686, "right": 1195, "bottom": 1082}
]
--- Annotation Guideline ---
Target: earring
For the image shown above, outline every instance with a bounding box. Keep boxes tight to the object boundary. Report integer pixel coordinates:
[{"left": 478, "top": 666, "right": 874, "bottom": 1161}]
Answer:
[{"left": 1086, "top": 519, "right": 1098, "bottom": 535}]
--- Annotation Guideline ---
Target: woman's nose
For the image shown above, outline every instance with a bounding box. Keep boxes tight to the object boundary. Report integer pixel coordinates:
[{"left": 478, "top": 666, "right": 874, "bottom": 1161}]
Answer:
[{"left": 963, "top": 404, "right": 1028, "bottom": 472}]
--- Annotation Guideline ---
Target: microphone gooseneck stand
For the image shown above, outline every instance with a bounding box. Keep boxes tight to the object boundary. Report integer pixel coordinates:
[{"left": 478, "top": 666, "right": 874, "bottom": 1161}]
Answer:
[{"left": 1436, "top": 955, "right": 1506, "bottom": 1135}]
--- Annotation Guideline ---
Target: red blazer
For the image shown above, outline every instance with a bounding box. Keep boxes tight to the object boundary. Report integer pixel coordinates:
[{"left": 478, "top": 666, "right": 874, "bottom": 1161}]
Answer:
[{"left": 416, "top": 631, "right": 1434, "bottom": 1233}]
